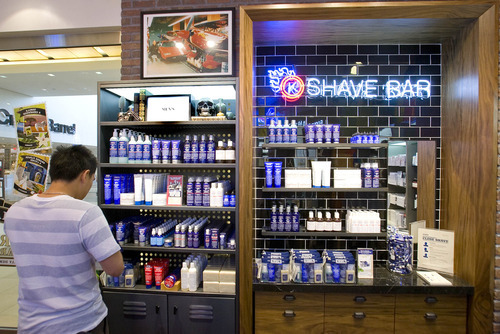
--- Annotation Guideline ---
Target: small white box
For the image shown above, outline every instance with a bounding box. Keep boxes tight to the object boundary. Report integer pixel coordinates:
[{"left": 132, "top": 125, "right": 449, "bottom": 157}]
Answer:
[
  {"left": 285, "top": 169, "right": 312, "bottom": 188},
  {"left": 219, "top": 282, "right": 236, "bottom": 293},
  {"left": 203, "top": 268, "right": 222, "bottom": 282},
  {"left": 357, "top": 248, "right": 373, "bottom": 279},
  {"left": 203, "top": 281, "right": 220, "bottom": 293},
  {"left": 333, "top": 169, "right": 361, "bottom": 179},
  {"left": 146, "top": 95, "right": 191, "bottom": 121},
  {"left": 334, "top": 179, "right": 362, "bottom": 188}
]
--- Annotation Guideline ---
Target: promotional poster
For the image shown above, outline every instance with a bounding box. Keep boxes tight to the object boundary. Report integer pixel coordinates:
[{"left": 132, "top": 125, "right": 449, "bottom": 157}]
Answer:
[{"left": 14, "top": 103, "right": 51, "bottom": 152}]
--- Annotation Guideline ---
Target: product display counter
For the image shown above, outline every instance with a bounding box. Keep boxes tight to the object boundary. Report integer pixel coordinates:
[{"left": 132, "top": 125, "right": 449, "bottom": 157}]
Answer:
[{"left": 254, "top": 267, "right": 472, "bottom": 334}]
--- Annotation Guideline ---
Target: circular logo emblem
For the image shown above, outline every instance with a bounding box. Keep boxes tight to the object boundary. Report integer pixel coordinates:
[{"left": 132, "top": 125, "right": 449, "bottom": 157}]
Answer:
[{"left": 280, "top": 75, "right": 305, "bottom": 101}]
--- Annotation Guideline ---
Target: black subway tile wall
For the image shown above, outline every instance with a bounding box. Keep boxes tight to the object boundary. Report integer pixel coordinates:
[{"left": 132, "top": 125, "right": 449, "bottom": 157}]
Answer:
[{"left": 253, "top": 44, "right": 441, "bottom": 265}]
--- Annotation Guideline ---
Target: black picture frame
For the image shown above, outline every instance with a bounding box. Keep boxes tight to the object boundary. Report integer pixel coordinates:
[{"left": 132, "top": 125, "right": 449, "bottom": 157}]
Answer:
[{"left": 141, "top": 8, "right": 235, "bottom": 79}]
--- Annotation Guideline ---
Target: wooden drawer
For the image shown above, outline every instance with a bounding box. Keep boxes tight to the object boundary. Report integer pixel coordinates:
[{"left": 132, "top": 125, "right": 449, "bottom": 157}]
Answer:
[
  {"left": 395, "top": 294, "right": 466, "bottom": 334},
  {"left": 395, "top": 294, "right": 466, "bottom": 310},
  {"left": 325, "top": 294, "right": 395, "bottom": 334},
  {"left": 254, "top": 291, "right": 324, "bottom": 334},
  {"left": 326, "top": 293, "right": 395, "bottom": 308}
]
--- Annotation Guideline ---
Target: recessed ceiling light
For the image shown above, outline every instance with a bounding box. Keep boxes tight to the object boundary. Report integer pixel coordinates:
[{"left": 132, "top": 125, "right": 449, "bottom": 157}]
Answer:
[
  {"left": 42, "top": 88, "right": 47, "bottom": 91},
  {"left": 48, "top": 73, "right": 55, "bottom": 77},
  {"left": 96, "top": 71, "right": 103, "bottom": 75},
  {"left": 0, "top": 75, "right": 6, "bottom": 78},
  {"left": 93, "top": 47, "right": 108, "bottom": 57}
]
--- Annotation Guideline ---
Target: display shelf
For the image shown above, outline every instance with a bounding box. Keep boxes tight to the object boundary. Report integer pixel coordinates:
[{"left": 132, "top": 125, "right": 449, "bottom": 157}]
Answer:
[
  {"left": 262, "top": 143, "right": 387, "bottom": 149},
  {"left": 102, "top": 285, "right": 235, "bottom": 296},
  {"left": 100, "top": 204, "right": 236, "bottom": 212},
  {"left": 261, "top": 227, "right": 385, "bottom": 238},
  {"left": 262, "top": 187, "right": 388, "bottom": 193},
  {"left": 100, "top": 120, "right": 236, "bottom": 127},
  {"left": 100, "top": 162, "right": 236, "bottom": 169},
  {"left": 120, "top": 243, "right": 236, "bottom": 254}
]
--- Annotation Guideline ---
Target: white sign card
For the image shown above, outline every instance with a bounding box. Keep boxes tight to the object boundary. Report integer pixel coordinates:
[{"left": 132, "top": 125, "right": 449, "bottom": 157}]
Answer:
[
  {"left": 146, "top": 95, "right": 191, "bottom": 122},
  {"left": 417, "top": 228, "right": 454, "bottom": 274}
]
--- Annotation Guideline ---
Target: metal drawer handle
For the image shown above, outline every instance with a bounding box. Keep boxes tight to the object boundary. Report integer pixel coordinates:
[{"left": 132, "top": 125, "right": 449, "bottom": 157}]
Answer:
[
  {"left": 424, "top": 312, "right": 438, "bottom": 321},
  {"left": 425, "top": 296, "right": 438, "bottom": 304},
  {"left": 354, "top": 296, "right": 366, "bottom": 303},
  {"left": 353, "top": 312, "right": 366, "bottom": 319},
  {"left": 283, "top": 294, "right": 296, "bottom": 302},
  {"left": 283, "top": 310, "right": 296, "bottom": 318}
]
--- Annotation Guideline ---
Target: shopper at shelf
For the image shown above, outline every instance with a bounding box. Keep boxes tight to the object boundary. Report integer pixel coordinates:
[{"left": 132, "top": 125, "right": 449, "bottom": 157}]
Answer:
[{"left": 4, "top": 145, "right": 124, "bottom": 334}]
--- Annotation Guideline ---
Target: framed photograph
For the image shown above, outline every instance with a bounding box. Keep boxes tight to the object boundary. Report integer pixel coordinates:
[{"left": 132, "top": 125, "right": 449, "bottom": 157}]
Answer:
[
  {"left": 142, "top": 8, "right": 234, "bottom": 78},
  {"left": 146, "top": 95, "right": 191, "bottom": 122}
]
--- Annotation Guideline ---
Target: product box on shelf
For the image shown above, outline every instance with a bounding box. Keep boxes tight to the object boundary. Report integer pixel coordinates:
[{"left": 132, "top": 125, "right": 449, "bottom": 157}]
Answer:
[
  {"left": 284, "top": 169, "right": 312, "bottom": 188},
  {"left": 333, "top": 168, "right": 362, "bottom": 188},
  {"left": 167, "top": 175, "right": 183, "bottom": 206}
]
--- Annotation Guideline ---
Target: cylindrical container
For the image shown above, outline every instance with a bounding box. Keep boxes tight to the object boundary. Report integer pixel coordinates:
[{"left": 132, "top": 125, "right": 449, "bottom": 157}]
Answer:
[
  {"left": 104, "top": 175, "right": 112, "bottom": 204},
  {"left": 314, "top": 124, "right": 324, "bottom": 143},
  {"left": 171, "top": 140, "right": 181, "bottom": 163},
  {"left": 186, "top": 177, "right": 195, "bottom": 206},
  {"left": 273, "top": 161, "right": 282, "bottom": 188},
  {"left": 138, "top": 226, "right": 147, "bottom": 246},
  {"left": 324, "top": 124, "right": 333, "bottom": 143},
  {"left": 113, "top": 175, "right": 121, "bottom": 205},
  {"left": 264, "top": 162, "right": 274, "bottom": 188},
  {"left": 194, "top": 177, "right": 203, "bottom": 206},
  {"left": 152, "top": 139, "right": 161, "bottom": 164},
  {"left": 161, "top": 140, "right": 171, "bottom": 163},
  {"left": 305, "top": 124, "right": 315, "bottom": 143}
]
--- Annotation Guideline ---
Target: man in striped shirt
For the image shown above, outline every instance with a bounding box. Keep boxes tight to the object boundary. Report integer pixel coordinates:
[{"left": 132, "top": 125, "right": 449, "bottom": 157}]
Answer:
[{"left": 4, "top": 145, "right": 124, "bottom": 334}]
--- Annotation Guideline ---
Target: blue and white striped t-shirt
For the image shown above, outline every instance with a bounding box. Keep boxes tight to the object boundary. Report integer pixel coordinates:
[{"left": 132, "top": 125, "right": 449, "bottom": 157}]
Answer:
[{"left": 4, "top": 194, "right": 121, "bottom": 334}]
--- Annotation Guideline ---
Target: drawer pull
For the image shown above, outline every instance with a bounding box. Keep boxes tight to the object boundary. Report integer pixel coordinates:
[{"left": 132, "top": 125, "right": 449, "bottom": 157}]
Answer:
[
  {"left": 283, "top": 294, "right": 296, "bottom": 302},
  {"left": 353, "top": 312, "right": 366, "bottom": 319},
  {"left": 424, "top": 312, "right": 438, "bottom": 321},
  {"left": 353, "top": 296, "right": 367, "bottom": 303},
  {"left": 425, "top": 296, "right": 438, "bottom": 304},
  {"left": 283, "top": 310, "right": 296, "bottom": 318}
]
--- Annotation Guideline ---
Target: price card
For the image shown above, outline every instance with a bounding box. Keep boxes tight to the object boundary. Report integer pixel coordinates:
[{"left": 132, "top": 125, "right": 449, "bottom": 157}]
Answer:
[{"left": 417, "top": 228, "right": 454, "bottom": 274}]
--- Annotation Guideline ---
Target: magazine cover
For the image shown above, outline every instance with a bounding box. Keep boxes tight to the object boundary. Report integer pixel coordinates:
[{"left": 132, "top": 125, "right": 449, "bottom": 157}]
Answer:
[
  {"left": 14, "top": 103, "right": 51, "bottom": 151},
  {"left": 13, "top": 151, "right": 50, "bottom": 196},
  {"left": 166, "top": 175, "right": 183, "bottom": 206}
]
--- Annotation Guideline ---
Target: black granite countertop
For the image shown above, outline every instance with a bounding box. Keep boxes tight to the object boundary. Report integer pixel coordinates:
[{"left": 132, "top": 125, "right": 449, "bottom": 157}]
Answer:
[{"left": 253, "top": 267, "right": 473, "bottom": 295}]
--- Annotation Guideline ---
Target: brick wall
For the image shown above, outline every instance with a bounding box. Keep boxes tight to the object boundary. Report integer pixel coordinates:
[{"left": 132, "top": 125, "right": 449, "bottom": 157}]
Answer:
[{"left": 253, "top": 43, "right": 441, "bottom": 263}]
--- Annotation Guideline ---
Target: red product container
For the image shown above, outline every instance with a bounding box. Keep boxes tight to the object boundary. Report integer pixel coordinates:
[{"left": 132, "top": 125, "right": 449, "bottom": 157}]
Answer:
[{"left": 144, "top": 264, "right": 154, "bottom": 289}]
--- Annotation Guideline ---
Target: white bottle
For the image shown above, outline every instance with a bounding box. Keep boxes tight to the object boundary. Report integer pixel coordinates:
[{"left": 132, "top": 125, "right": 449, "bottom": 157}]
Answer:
[
  {"left": 109, "top": 129, "right": 119, "bottom": 163},
  {"left": 181, "top": 261, "right": 189, "bottom": 291},
  {"left": 210, "top": 182, "right": 217, "bottom": 207},
  {"left": 316, "top": 211, "right": 325, "bottom": 231},
  {"left": 307, "top": 211, "right": 316, "bottom": 231},
  {"left": 117, "top": 130, "right": 129, "bottom": 163},
  {"left": 276, "top": 119, "right": 283, "bottom": 143},
  {"left": 142, "top": 135, "right": 152, "bottom": 163},
  {"left": 283, "top": 119, "right": 290, "bottom": 143},
  {"left": 216, "top": 183, "right": 224, "bottom": 207},
  {"left": 135, "top": 134, "right": 144, "bottom": 163},
  {"left": 290, "top": 120, "right": 298, "bottom": 143},
  {"left": 188, "top": 262, "right": 198, "bottom": 292},
  {"left": 268, "top": 119, "right": 276, "bottom": 144},
  {"left": 324, "top": 211, "right": 333, "bottom": 231},
  {"left": 127, "top": 134, "right": 136, "bottom": 164}
]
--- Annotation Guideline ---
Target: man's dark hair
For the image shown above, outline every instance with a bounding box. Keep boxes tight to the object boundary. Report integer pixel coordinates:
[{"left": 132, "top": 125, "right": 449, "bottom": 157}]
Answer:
[{"left": 49, "top": 145, "right": 97, "bottom": 182}]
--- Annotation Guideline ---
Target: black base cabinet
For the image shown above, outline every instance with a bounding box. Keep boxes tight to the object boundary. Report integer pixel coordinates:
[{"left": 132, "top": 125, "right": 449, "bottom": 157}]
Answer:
[
  {"left": 168, "top": 295, "right": 235, "bottom": 334},
  {"left": 103, "top": 291, "right": 168, "bottom": 334}
]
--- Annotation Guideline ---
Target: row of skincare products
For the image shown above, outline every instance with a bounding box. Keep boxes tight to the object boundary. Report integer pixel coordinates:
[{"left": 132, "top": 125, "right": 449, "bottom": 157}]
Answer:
[
  {"left": 387, "top": 226, "right": 413, "bottom": 274},
  {"left": 145, "top": 258, "right": 170, "bottom": 289},
  {"left": 102, "top": 262, "right": 140, "bottom": 288},
  {"left": 181, "top": 254, "right": 209, "bottom": 292},
  {"left": 267, "top": 119, "right": 298, "bottom": 143},
  {"left": 350, "top": 132, "right": 380, "bottom": 144},
  {"left": 345, "top": 210, "right": 381, "bottom": 233},
  {"left": 388, "top": 171, "right": 406, "bottom": 187},
  {"left": 311, "top": 160, "right": 331, "bottom": 187},
  {"left": 290, "top": 249, "right": 323, "bottom": 283},
  {"left": 269, "top": 203, "right": 300, "bottom": 232},
  {"left": 304, "top": 123, "right": 340, "bottom": 144},
  {"left": 104, "top": 174, "right": 134, "bottom": 205},
  {"left": 148, "top": 219, "right": 177, "bottom": 247},
  {"left": 110, "top": 128, "right": 153, "bottom": 163},
  {"left": 183, "top": 134, "right": 235, "bottom": 164},
  {"left": 202, "top": 255, "right": 236, "bottom": 293},
  {"left": 388, "top": 193, "right": 406, "bottom": 208},
  {"left": 388, "top": 153, "right": 407, "bottom": 167},
  {"left": 264, "top": 161, "right": 282, "bottom": 187},
  {"left": 361, "top": 162, "right": 380, "bottom": 188},
  {"left": 174, "top": 217, "right": 210, "bottom": 248},
  {"left": 204, "top": 221, "right": 236, "bottom": 249},
  {"left": 186, "top": 177, "right": 235, "bottom": 207},
  {"left": 323, "top": 250, "right": 356, "bottom": 283},
  {"left": 306, "top": 210, "right": 342, "bottom": 232}
]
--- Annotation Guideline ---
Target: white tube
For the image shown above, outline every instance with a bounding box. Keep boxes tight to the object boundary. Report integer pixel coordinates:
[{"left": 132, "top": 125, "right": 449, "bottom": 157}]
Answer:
[
  {"left": 319, "top": 161, "right": 332, "bottom": 188},
  {"left": 134, "top": 174, "right": 144, "bottom": 205},
  {"left": 310, "top": 161, "right": 322, "bottom": 188},
  {"left": 144, "top": 174, "right": 153, "bottom": 205}
]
